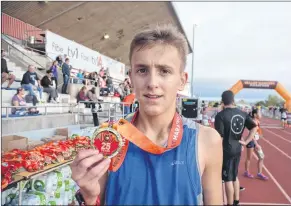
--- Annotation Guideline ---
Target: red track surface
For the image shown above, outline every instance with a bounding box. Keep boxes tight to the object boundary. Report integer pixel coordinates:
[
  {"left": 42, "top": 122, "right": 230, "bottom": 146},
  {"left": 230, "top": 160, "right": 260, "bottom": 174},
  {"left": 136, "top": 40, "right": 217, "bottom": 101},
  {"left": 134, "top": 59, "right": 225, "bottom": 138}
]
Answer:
[{"left": 239, "top": 117, "right": 291, "bottom": 205}]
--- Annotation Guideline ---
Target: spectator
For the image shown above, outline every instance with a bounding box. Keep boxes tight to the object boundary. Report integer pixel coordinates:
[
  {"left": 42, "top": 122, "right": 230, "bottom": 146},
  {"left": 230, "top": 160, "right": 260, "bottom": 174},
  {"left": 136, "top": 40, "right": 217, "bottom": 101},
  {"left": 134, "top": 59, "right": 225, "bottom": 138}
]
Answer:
[
  {"left": 122, "top": 91, "right": 135, "bottom": 116},
  {"left": 76, "top": 69, "right": 84, "bottom": 84},
  {"left": 133, "top": 99, "right": 139, "bottom": 112},
  {"left": 88, "top": 87, "right": 102, "bottom": 126},
  {"left": 88, "top": 87, "right": 102, "bottom": 110},
  {"left": 106, "top": 76, "right": 114, "bottom": 94},
  {"left": 61, "top": 58, "right": 71, "bottom": 94},
  {"left": 50, "top": 60, "right": 59, "bottom": 89},
  {"left": 77, "top": 69, "right": 84, "bottom": 79},
  {"left": 1, "top": 49, "right": 16, "bottom": 88},
  {"left": 88, "top": 72, "right": 98, "bottom": 87},
  {"left": 77, "top": 86, "right": 89, "bottom": 103},
  {"left": 115, "top": 83, "right": 126, "bottom": 100},
  {"left": 11, "top": 87, "right": 38, "bottom": 115},
  {"left": 124, "top": 77, "right": 131, "bottom": 88},
  {"left": 56, "top": 55, "right": 63, "bottom": 67},
  {"left": 99, "top": 67, "right": 105, "bottom": 77},
  {"left": 21, "top": 65, "right": 43, "bottom": 102},
  {"left": 41, "top": 70, "right": 59, "bottom": 103},
  {"left": 100, "top": 76, "right": 110, "bottom": 96}
]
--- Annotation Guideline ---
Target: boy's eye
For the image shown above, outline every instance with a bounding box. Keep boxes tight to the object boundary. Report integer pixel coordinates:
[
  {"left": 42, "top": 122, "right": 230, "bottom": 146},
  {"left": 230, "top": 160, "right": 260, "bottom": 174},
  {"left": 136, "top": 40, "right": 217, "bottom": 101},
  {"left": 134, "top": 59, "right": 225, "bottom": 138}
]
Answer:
[
  {"left": 161, "top": 69, "right": 170, "bottom": 74},
  {"left": 137, "top": 68, "right": 147, "bottom": 74}
]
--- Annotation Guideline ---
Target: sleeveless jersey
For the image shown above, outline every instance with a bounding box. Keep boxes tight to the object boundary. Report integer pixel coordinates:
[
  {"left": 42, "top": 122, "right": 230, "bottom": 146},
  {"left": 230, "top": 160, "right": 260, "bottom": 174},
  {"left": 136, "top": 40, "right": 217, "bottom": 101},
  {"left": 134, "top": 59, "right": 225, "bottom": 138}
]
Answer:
[
  {"left": 105, "top": 115, "right": 203, "bottom": 205},
  {"left": 254, "top": 119, "right": 262, "bottom": 141}
]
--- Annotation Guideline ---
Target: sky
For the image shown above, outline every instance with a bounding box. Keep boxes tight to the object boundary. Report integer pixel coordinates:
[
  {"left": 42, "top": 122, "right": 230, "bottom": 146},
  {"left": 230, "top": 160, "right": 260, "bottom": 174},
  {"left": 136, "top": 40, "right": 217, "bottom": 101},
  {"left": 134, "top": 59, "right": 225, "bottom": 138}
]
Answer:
[{"left": 174, "top": 2, "right": 291, "bottom": 101}]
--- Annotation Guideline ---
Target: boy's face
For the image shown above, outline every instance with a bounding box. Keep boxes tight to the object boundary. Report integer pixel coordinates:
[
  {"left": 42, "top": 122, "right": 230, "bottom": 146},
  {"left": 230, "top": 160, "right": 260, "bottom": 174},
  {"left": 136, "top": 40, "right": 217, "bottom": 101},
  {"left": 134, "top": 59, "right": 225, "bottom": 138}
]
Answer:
[{"left": 130, "top": 44, "right": 187, "bottom": 116}]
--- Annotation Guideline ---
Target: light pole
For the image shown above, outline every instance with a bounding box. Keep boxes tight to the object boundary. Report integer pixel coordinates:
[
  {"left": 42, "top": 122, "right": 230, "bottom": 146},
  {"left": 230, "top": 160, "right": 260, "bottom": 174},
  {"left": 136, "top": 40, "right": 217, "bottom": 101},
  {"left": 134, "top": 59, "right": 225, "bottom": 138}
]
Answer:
[{"left": 191, "top": 24, "right": 198, "bottom": 98}]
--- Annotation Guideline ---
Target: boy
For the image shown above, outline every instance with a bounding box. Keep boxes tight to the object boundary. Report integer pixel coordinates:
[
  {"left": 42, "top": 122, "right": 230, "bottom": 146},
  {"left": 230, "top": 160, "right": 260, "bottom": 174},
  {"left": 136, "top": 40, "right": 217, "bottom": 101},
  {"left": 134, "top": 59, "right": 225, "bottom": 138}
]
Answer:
[{"left": 71, "top": 25, "right": 223, "bottom": 205}]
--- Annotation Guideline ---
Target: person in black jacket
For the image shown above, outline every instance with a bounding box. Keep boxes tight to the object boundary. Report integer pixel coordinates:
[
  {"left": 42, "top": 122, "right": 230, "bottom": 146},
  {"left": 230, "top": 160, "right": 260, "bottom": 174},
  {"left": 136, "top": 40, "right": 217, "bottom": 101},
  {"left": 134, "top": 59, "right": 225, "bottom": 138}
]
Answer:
[
  {"left": 61, "top": 58, "right": 71, "bottom": 94},
  {"left": 41, "top": 70, "right": 58, "bottom": 103},
  {"left": 21, "top": 65, "right": 43, "bottom": 101},
  {"left": 1, "top": 49, "right": 16, "bottom": 88}
]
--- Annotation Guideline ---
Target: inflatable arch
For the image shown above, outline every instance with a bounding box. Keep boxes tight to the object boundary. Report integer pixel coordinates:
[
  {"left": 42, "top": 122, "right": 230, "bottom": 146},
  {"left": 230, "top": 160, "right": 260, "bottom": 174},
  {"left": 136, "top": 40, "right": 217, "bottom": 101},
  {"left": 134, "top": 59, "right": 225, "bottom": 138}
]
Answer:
[{"left": 230, "top": 80, "right": 291, "bottom": 112}]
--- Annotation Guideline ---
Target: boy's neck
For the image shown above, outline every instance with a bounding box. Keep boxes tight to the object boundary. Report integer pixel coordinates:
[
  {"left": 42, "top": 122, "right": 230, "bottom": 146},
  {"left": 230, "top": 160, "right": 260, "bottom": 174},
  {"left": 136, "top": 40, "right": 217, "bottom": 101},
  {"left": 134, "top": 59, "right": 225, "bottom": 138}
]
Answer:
[{"left": 134, "top": 106, "right": 177, "bottom": 146}]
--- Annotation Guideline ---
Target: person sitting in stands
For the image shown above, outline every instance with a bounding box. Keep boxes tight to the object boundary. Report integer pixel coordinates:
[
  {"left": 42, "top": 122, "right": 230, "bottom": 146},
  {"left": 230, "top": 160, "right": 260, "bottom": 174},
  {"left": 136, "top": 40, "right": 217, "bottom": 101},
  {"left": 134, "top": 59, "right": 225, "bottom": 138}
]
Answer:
[
  {"left": 76, "top": 69, "right": 84, "bottom": 79},
  {"left": 88, "top": 72, "right": 98, "bottom": 86},
  {"left": 77, "top": 86, "right": 90, "bottom": 107},
  {"left": 88, "top": 87, "right": 103, "bottom": 112},
  {"left": 115, "top": 82, "right": 126, "bottom": 100},
  {"left": 11, "top": 87, "right": 38, "bottom": 115},
  {"left": 83, "top": 71, "right": 91, "bottom": 85},
  {"left": 41, "top": 70, "right": 59, "bottom": 103},
  {"left": 99, "top": 76, "right": 110, "bottom": 96},
  {"left": 21, "top": 65, "right": 44, "bottom": 102},
  {"left": 1, "top": 49, "right": 16, "bottom": 88},
  {"left": 99, "top": 67, "right": 105, "bottom": 77},
  {"left": 76, "top": 69, "right": 85, "bottom": 84},
  {"left": 105, "top": 75, "right": 114, "bottom": 95}
]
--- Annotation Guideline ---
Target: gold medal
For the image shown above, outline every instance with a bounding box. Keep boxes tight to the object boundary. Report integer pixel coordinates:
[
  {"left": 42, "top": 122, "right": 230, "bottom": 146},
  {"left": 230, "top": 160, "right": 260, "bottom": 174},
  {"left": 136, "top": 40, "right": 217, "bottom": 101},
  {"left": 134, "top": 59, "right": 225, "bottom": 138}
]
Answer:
[{"left": 92, "top": 125, "right": 124, "bottom": 158}]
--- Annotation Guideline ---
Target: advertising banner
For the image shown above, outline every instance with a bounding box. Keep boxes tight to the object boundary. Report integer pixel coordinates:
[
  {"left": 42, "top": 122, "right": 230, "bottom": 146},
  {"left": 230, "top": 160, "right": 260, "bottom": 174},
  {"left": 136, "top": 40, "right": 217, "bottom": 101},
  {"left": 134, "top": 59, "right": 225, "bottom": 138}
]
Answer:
[
  {"left": 241, "top": 80, "right": 278, "bottom": 89},
  {"left": 45, "top": 30, "right": 125, "bottom": 81}
]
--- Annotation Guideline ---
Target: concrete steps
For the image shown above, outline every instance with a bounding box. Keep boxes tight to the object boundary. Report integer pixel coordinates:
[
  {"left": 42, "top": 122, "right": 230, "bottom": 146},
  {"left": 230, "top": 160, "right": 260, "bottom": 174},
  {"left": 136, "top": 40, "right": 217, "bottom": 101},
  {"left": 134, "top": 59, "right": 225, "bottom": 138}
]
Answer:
[
  {"left": 2, "top": 89, "right": 71, "bottom": 104},
  {"left": 2, "top": 81, "right": 21, "bottom": 88}
]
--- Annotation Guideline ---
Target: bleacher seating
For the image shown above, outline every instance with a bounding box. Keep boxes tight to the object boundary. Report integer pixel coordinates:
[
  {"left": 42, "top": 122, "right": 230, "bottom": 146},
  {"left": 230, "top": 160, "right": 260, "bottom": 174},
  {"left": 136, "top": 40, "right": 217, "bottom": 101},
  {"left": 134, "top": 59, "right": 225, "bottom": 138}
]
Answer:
[
  {"left": 1, "top": 34, "right": 128, "bottom": 136},
  {"left": 1, "top": 56, "right": 122, "bottom": 123}
]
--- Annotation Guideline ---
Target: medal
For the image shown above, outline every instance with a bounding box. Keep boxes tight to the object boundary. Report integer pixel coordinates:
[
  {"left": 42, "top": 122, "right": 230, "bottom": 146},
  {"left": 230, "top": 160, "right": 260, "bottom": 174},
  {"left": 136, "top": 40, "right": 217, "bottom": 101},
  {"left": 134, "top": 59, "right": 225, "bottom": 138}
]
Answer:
[
  {"left": 92, "top": 123, "right": 124, "bottom": 158},
  {"left": 91, "top": 111, "right": 184, "bottom": 171}
]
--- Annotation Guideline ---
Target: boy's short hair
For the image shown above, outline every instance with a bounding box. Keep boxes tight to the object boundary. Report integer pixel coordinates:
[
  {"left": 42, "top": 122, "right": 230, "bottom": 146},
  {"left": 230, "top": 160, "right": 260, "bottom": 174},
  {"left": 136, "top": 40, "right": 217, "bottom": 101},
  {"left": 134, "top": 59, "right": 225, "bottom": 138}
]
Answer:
[
  {"left": 221, "top": 90, "right": 234, "bottom": 106},
  {"left": 129, "top": 24, "right": 189, "bottom": 70}
]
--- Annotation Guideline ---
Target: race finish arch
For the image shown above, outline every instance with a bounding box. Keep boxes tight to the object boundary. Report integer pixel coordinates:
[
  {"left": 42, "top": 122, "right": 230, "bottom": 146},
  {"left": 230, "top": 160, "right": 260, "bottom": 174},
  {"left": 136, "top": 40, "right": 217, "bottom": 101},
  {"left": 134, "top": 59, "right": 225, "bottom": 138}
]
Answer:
[{"left": 230, "top": 80, "right": 291, "bottom": 112}]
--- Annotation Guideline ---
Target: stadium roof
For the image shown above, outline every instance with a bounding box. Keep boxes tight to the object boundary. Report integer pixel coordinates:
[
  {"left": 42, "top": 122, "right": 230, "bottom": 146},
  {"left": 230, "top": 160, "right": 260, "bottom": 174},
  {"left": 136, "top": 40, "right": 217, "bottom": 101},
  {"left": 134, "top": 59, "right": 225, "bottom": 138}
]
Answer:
[{"left": 2, "top": 1, "right": 192, "bottom": 66}]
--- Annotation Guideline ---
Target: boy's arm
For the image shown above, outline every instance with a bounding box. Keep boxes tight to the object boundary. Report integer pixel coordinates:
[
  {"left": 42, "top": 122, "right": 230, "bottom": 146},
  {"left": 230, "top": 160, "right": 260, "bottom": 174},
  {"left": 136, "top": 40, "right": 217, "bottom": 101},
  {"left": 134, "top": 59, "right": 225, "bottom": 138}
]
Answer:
[{"left": 199, "top": 126, "right": 223, "bottom": 205}]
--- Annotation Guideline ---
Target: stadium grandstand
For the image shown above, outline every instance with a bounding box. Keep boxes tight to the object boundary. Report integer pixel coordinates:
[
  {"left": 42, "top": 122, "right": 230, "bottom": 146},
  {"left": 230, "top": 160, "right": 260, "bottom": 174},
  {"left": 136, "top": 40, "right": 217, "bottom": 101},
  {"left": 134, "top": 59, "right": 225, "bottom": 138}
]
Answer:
[
  {"left": 1, "top": 3, "right": 193, "bottom": 203},
  {"left": 1, "top": 1, "right": 192, "bottom": 135}
]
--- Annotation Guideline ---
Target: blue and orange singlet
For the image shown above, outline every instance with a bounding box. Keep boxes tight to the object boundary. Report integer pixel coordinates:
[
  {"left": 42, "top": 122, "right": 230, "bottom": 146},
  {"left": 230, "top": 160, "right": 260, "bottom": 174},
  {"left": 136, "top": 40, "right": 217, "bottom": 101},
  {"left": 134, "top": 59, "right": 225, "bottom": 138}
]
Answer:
[{"left": 105, "top": 112, "right": 203, "bottom": 205}]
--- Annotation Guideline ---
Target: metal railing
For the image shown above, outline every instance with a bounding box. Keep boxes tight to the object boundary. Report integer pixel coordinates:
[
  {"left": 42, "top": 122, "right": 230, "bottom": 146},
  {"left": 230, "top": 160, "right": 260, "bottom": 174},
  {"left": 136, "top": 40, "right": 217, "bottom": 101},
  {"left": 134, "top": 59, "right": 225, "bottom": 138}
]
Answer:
[
  {"left": 2, "top": 104, "right": 77, "bottom": 119},
  {"left": 2, "top": 101, "right": 138, "bottom": 124},
  {"left": 3, "top": 38, "right": 47, "bottom": 71},
  {"left": 77, "top": 101, "right": 137, "bottom": 124},
  {"left": 68, "top": 76, "right": 123, "bottom": 91}
]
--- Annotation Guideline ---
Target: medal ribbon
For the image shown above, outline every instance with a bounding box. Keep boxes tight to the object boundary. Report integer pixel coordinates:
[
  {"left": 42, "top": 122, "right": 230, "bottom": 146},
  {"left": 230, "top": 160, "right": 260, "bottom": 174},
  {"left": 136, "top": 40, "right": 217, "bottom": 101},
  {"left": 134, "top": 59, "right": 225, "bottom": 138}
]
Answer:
[{"left": 108, "top": 111, "right": 183, "bottom": 171}]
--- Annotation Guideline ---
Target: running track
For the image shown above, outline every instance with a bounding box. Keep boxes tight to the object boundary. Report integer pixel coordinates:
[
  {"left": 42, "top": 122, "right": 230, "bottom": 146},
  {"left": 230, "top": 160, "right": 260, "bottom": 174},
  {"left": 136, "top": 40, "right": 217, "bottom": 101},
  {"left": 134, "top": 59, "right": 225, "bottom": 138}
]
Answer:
[{"left": 239, "top": 117, "right": 291, "bottom": 205}]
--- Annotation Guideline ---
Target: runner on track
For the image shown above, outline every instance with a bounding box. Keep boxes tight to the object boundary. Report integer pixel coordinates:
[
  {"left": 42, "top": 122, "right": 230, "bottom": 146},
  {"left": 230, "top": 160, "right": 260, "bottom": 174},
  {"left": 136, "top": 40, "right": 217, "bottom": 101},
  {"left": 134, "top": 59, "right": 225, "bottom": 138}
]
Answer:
[
  {"left": 244, "top": 108, "right": 269, "bottom": 180},
  {"left": 280, "top": 107, "right": 288, "bottom": 129},
  {"left": 71, "top": 24, "right": 223, "bottom": 205}
]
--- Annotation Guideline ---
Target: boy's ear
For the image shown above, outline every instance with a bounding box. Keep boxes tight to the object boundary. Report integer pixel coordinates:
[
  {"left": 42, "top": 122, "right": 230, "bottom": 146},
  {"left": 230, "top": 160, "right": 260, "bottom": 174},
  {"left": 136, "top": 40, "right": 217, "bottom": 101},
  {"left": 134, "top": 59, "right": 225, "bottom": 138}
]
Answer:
[{"left": 178, "top": 72, "right": 188, "bottom": 91}]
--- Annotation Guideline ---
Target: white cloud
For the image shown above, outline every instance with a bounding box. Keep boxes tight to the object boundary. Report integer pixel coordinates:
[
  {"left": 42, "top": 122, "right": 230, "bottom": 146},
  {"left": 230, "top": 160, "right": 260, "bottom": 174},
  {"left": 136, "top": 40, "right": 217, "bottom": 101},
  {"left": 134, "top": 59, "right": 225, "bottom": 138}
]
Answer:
[{"left": 174, "top": 2, "right": 291, "bottom": 98}]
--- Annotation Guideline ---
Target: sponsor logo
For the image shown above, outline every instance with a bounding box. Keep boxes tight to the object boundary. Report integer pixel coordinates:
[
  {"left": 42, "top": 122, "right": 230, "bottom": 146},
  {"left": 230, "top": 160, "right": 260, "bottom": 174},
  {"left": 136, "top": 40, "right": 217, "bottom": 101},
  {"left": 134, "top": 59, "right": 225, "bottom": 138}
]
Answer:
[{"left": 171, "top": 160, "right": 185, "bottom": 166}]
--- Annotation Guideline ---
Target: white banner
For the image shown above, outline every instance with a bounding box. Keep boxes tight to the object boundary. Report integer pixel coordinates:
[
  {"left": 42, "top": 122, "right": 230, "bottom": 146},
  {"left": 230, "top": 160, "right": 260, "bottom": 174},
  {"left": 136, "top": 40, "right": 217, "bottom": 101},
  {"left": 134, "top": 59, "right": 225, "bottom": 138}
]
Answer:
[{"left": 45, "top": 30, "right": 125, "bottom": 81}]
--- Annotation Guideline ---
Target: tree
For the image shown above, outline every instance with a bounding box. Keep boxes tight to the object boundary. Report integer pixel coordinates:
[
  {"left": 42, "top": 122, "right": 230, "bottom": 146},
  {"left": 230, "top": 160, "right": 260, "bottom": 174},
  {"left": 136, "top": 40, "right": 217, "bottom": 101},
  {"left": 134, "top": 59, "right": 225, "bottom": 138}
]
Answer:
[
  {"left": 237, "top": 99, "right": 247, "bottom": 104},
  {"left": 255, "top": 101, "right": 266, "bottom": 107},
  {"left": 264, "top": 95, "right": 284, "bottom": 107}
]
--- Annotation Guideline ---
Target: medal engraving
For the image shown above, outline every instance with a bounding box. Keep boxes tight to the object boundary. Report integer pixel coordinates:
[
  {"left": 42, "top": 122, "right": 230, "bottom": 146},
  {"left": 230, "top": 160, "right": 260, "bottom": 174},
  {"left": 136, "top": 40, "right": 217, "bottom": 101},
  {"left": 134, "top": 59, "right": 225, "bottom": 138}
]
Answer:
[{"left": 92, "top": 127, "right": 123, "bottom": 158}]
